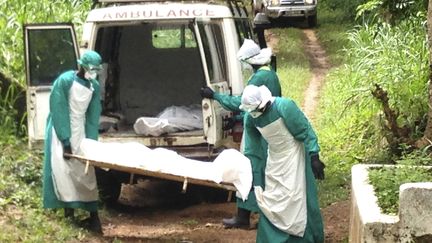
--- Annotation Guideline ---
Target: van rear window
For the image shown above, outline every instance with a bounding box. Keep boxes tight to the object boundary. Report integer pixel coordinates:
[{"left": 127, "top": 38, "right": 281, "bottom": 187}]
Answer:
[{"left": 152, "top": 25, "right": 196, "bottom": 49}]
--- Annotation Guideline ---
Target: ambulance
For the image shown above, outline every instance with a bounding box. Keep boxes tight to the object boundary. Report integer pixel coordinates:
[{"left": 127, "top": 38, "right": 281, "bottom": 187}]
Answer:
[{"left": 24, "top": 0, "right": 269, "bottom": 202}]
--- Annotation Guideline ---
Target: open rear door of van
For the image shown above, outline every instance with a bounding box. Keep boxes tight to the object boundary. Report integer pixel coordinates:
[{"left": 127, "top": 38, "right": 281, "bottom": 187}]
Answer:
[
  {"left": 24, "top": 24, "right": 80, "bottom": 148},
  {"left": 194, "top": 19, "right": 232, "bottom": 147}
]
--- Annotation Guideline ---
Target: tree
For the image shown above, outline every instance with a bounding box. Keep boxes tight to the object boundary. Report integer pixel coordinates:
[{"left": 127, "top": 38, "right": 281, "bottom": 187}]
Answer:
[{"left": 357, "top": 0, "right": 428, "bottom": 25}]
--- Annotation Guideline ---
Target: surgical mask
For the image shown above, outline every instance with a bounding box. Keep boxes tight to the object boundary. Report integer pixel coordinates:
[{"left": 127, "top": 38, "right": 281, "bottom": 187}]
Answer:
[
  {"left": 249, "top": 110, "right": 263, "bottom": 118},
  {"left": 84, "top": 70, "right": 98, "bottom": 80}
]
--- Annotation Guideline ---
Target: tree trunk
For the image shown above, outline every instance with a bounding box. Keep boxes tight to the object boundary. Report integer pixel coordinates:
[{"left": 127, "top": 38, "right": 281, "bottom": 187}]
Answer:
[{"left": 415, "top": 0, "right": 432, "bottom": 148}]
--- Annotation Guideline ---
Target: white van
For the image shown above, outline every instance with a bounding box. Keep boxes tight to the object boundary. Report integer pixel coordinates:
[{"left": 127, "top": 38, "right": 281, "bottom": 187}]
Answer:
[{"left": 24, "top": 0, "right": 267, "bottom": 201}]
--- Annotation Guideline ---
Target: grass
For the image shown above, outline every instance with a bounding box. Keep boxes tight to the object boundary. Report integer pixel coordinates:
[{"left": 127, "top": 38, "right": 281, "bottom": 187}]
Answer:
[
  {"left": 313, "top": 8, "right": 431, "bottom": 210},
  {"left": 368, "top": 166, "right": 432, "bottom": 215},
  {"left": 268, "top": 28, "right": 312, "bottom": 104},
  {"left": 0, "top": 142, "right": 91, "bottom": 242}
]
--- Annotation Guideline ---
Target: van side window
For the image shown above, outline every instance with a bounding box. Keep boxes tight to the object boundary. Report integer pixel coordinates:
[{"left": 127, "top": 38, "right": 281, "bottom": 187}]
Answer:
[
  {"left": 27, "top": 28, "right": 78, "bottom": 86},
  {"left": 152, "top": 25, "right": 197, "bottom": 49},
  {"left": 197, "top": 21, "right": 227, "bottom": 84},
  {"left": 234, "top": 19, "right": 253, "bottom": 45}
]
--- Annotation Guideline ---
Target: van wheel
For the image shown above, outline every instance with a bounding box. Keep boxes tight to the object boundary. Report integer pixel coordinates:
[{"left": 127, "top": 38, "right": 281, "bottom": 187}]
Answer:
[
  {"left": 95, "top": 168, "right": 122, "bottom": 205},
  {"left": 308, "top": 15, "right": 317, "bottom": 28}
]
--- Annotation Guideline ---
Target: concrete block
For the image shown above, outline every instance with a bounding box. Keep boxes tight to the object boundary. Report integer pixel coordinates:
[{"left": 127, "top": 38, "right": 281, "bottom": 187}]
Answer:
[
  {"left": 399, "top": 182, "right": 432, "bottom": 242},
  {"left": 349, "top": 165, "right": 432, "bottom": 243}
]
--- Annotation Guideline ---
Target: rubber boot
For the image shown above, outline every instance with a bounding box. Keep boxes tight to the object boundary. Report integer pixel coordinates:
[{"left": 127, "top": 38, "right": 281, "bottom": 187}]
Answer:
[
  {"left": 79, "top": 211, "right": 103, "bottom": 234},
  {"left": 64, "top": 208, "right": 74, "bottom": 220},
  {"left": 88, "top": 211, "right": 103, "bottom": 234},
  {"left": 222, "top": 207, "right": 250, "bottom": 229}
]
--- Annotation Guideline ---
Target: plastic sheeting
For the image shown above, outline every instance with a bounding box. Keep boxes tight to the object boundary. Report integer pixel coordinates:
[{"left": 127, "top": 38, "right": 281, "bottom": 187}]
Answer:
[
  {"left": 134, "top": 105, "right": 203, "bottom": 136},
  {"left": 79, "top": 138, "right": 252, "bottom": 201}
]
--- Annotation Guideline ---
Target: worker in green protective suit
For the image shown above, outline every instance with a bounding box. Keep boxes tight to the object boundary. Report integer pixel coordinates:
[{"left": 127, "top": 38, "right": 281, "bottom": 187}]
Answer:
[
  {"left": 42, "top": 50, "right": 103, "bottom": 233},
  {"left": 240, "top": 85, "right": 325, "bottom": 242},
  {"left": 200, "top": 39, "right": 282, "bottom": 229}
]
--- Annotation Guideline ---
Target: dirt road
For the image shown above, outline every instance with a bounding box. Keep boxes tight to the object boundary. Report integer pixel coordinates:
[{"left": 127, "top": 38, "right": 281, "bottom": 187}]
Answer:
[{"left": 89, "top": 29, "right": 349, "bottom": 243}]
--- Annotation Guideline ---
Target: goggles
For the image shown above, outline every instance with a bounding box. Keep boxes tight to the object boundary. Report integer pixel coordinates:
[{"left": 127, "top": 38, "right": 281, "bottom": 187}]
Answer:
[{"left": 85, "top": 65, "right": 103, "bottom": 72}]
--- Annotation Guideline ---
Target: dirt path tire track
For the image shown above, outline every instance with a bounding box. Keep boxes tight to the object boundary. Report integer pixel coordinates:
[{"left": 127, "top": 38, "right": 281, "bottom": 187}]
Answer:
[{"left": 301, "top": 29, "right": 330, "bottom": 120}]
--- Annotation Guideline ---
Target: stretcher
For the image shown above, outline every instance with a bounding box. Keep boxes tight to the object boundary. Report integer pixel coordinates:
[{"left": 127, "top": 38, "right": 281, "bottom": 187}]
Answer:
[{"left": 68, "top": 154, "right": 237, "bottom": 193}]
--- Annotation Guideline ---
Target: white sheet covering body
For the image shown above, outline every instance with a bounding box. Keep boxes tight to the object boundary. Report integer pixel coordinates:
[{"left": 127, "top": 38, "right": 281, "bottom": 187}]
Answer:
[
  {"left": 134, "top": 105, "right": 203, "bottom": 136},
  {"left": 79, "top": 139, "right": 252, "bottom": 200}
]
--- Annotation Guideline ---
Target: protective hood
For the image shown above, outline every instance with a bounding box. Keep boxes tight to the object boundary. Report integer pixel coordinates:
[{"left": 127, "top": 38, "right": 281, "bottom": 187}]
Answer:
[
  {"left": 247, "top": 48, "right": 272, "bottom": 66},
  {"left": 78, "top": 50, "right": 102, "bottom": 70},
  {"left": 237, "top": 39, "right": 272, "bottom": 66},
  {"left": 239, "top": 85, "right": 274, "bottom": 112},
  {"left": 237, "top": 39, "right": 261, "bottom": 62}
]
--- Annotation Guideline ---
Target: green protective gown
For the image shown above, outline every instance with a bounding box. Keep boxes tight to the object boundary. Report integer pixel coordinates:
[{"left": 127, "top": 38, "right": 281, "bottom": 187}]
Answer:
[
  {"left": 42, "top": 70, "right": 101, "bottom": 212},
  {"left": 213, "top": 66, "right": 281, "bottom": 212},
  {"left": 244, "top": 97, "right": 324, "bottom": 243},
  {"left": 213, "top": 66, "right": 281, "bottom": 112}
]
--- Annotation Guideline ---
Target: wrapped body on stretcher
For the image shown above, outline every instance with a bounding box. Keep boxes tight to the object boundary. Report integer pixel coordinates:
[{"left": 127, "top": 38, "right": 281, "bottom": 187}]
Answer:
[
  {"left": 79, "top": 139, "right": 252, "bottom": 200},
  {"left": 133, "top": 105, "right": 203, "bottom": 136}
]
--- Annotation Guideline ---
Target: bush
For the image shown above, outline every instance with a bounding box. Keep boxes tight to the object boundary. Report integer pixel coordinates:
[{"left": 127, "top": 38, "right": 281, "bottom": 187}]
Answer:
[
  {"left": 315, "top": 15, "right": 428, "bottom": 205},
  {"left": 369, "top": 147, "right": 432, "bottom": 214}
]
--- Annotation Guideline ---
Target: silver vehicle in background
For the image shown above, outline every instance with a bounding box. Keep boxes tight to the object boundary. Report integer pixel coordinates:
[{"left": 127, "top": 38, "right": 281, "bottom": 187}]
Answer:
[{"left": 253, "top": 0, "right": 317, "bottom": 27}]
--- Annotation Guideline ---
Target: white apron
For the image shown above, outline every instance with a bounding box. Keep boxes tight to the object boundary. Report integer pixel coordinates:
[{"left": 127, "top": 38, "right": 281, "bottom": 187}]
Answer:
[
  {"left": 254, "top": 118, "right": 307, "bottom": 237},
  {"left": 50, "top": 81, "right": 98, "bottom": 202}
]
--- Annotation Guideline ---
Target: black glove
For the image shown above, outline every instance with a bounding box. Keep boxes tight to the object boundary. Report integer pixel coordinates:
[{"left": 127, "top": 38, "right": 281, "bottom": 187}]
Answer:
[
  {"left": 200, "top": 86, "right": 214, "bottom": 99},
  {"left": 63, "top": 144, "right": 72, "bottom": 160},
  {"left": 311, "top": 154, "right": 325, "bottom": 180},
  {"left": 223, "top": 117, "right": 236, "bottom": 131}
]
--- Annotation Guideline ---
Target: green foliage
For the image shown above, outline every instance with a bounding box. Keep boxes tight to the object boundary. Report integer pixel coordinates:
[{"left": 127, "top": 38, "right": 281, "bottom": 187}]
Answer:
[
  {"left": 368, "top": 148, "right": 432, "bottom": 214},
  {"left": 0, "top": 1, "right": 97, "bottom": 240},
  {"left": 315, "top": 22, "right": 352, "bottom": 66},
  {"left": 0, "top": 0, "right": 92, "bottom": 86},
  {"left": 0, "top": 140, "right": 89, "bottom": 241},
  {"left": 315, "top": 15, "right": 428, "bottom": 205},
  {"left": 0, "top": 84, "right": 21, "bottom": 136},
  {"left": 345, "top": 18, "right": 428, "bottom": 141},
  {"left": 0, "top": 207, "right": 88, "bottom": 242},
  {"left": 318, "top": 0, "right": 368, "bottom": 22},
  {"left": 0, "top": 141, "right": 41, "bottom": 209},
  {"left": 356, "top": 0, "right": 428, "bottom": 24},
  {"left": 0, "top": 0, "right": 92, "bottom": 137},
  {"left": 369, "top": 147, "right": 432, "bottom": 215}
]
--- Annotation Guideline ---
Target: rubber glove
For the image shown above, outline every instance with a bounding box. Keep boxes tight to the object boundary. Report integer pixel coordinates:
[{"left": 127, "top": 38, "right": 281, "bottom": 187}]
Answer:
[
  {"left": 62, "top": 140, "right": 72, "bottom": 160},
  {"left": 200, "top": 86, "right": 214, "bottom": 99},
  {"left": 311, "top": 154, "right": 325, "bottom": 180}
]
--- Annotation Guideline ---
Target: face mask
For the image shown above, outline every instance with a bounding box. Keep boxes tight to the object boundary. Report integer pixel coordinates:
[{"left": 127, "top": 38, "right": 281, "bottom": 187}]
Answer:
[
  {"left": 249, "top": 110, "right": 263, "bottom": 118},
  {"left": 84, "top": 71, "right": 97, "bottom": 80}
]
